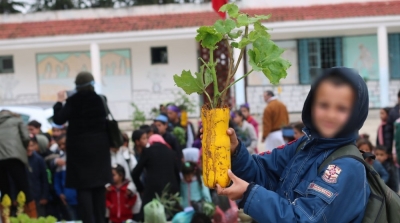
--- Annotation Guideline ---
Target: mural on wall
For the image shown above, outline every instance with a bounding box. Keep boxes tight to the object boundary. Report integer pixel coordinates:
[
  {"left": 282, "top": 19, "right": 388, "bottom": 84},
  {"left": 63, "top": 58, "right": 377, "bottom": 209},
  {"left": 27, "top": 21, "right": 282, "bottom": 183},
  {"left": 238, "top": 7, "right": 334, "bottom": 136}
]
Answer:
[
  {"left": 343, "top": 35, "right": 379, "bottom": 80},
  {"left": 247, "top": 40, "right": 299, "bottom": 85},
  {"left": 147, "top": 67, "right": 167, "bottom": 93},
  {"left": 36, "top": 49, "right": 132, "bottom": 101}
]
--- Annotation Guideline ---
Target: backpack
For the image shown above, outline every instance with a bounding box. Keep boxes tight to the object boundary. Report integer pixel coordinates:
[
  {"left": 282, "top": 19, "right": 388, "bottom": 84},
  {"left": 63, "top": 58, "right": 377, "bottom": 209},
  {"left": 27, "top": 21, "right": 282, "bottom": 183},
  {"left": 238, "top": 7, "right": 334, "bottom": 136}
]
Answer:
[{"left": 296, "top": 143, "right": 400, "bottom": 223}]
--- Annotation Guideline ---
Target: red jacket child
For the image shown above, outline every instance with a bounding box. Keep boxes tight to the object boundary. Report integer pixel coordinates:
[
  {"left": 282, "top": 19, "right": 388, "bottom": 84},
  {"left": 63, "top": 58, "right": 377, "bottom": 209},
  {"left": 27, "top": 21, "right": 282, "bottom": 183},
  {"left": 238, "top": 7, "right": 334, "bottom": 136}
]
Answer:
[{"left": 106, "top": 180, "right": 137, "bottom": 223}]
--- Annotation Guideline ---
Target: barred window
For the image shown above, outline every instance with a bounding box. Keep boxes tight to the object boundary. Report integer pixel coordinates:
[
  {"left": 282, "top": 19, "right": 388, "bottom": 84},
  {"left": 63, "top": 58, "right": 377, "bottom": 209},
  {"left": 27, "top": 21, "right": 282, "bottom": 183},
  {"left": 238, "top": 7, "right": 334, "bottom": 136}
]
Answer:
[
  {"left": 0, "top": 56, "right": 14, "bottom": 74},
  {"left": 298, "top": 38, "right": 342, "bottom": 84},
  {"left": 389, "top": 33, "right": 400, "bottom": 79}
]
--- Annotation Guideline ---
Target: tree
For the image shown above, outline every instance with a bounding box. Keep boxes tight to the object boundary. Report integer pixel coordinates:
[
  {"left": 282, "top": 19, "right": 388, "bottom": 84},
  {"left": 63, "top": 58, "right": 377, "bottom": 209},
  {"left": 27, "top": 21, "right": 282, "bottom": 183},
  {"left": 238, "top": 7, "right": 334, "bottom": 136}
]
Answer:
[{"left": 0, "top": 0, "right": 25, "bottom": 13}]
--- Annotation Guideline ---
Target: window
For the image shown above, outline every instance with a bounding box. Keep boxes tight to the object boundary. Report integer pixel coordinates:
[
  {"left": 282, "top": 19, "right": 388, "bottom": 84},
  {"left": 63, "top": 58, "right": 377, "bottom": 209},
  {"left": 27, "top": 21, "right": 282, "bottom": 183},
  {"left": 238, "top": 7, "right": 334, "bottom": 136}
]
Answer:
[
  {"left": 298, "top": 38, "right": 342, "bottom": 84},
  {"left": 151, "top": 47, "right": 168, "bottom": 64},
  {"left": 0, "top": 56, "right": 14, "bottom": 73},
  {"left": 389, "top": 33, "right": 400, "bottom": 79}
]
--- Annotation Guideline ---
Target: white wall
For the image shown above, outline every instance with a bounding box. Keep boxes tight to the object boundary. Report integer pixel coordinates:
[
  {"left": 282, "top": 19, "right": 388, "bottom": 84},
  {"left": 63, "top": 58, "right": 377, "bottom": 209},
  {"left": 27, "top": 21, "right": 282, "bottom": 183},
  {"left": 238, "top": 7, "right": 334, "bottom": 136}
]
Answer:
[
  {"left": 242, "top": 0, "right": 396, "bottom": 8},
  {"left": 0, "top": 38, "right": 200, "bottom": 120}
]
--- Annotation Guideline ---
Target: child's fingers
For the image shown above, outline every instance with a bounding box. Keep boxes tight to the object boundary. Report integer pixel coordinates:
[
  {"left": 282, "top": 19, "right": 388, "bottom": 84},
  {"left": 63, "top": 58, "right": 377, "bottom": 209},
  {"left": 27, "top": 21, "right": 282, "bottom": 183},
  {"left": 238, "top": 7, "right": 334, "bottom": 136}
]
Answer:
[{"left": 227, "top": 169, "right": 238, "bottom": 183}]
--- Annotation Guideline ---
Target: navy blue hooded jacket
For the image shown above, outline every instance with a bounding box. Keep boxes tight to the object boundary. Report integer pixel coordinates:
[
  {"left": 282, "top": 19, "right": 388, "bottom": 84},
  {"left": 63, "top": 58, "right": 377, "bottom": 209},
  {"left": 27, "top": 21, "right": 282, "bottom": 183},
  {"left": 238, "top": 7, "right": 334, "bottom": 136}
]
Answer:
[
  {"left": 232, "top": 67, "right": 370, "bottom": 223},
  {"left": 27, "top": 151, "right": 49, "bottom": 203}
]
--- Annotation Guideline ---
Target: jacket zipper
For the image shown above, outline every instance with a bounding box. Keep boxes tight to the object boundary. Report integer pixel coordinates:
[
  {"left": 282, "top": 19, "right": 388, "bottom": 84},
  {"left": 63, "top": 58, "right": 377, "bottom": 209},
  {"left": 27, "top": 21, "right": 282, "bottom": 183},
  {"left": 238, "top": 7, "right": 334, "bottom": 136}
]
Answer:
[{"left": 117, "top": 189, "right": 121, "bottom": 219}]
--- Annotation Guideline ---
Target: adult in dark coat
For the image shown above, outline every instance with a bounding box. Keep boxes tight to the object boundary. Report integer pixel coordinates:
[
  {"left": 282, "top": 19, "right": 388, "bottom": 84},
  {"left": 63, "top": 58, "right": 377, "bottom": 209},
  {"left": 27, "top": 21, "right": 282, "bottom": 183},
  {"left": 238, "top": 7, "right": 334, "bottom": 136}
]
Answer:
[
  {"left": 132, "top": 134, "right": 180, "bottom": 220},
  {"left": 386, "top": 90, "right": 400, "bottom": 152},
  {"left": 53, "top": 72, "right": 111, "bottom": 223}
]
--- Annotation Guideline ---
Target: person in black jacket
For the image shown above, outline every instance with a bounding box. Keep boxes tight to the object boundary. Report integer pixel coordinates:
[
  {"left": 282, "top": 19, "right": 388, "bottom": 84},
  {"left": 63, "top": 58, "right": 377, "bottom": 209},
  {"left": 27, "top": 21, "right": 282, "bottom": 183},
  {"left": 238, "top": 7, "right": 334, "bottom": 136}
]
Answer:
[
  {"left": 375, "top": 146, "right": 399, "bottom": 193},
  {"left": 153, "top": 115, "right": 183, "bottom": 162},
  {"left": 132, "top": 134, "right": 180, "bottom": 221},
  {"left": 53, "top": 72, "right": 111, "bottom": 223},
  {"left": 377, "top": 107, "right": 393, "bottom": 152},
  {"left": 27, "top": 136, "right": 50, "bottom": 217},
  {"left": 387, "top": 90, "right": 400, "bottom": 152}
]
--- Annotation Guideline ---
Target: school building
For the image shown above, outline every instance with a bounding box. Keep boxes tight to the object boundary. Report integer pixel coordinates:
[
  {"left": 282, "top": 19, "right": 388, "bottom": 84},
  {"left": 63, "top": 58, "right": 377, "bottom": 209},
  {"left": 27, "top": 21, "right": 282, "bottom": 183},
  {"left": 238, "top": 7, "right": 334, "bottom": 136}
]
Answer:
[{"left": 0, "top": 0, "right": 400, "bottom": 120}]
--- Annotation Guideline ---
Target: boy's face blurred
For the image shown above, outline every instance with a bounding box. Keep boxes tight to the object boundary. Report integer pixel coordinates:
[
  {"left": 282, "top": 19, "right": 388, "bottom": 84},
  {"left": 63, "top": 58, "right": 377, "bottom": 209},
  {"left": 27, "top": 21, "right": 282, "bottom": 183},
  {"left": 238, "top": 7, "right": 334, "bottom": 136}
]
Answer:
[
  {"left": 57, "top": 137, "right": 66, "bottom": 151},
  {"left": 27, "top": 141, "right": 38, "bottom": 156},
  {"left": 28, "top": 126, "right": 40, "bottom": 135},
  {"left": 380, "top": 109, "right": 388, "bottom": 122},
  {"left": 375, "top": 150, "right": 388, "bottom": 163},
  {"left": 154, "top": 121, "right": 167, "bottom": 135},
  {"left": 312, "top": 81, "right": 354, "bottom": 138},
  {"left": 240, "top": 107, "right": 249, "bottom": 119}
]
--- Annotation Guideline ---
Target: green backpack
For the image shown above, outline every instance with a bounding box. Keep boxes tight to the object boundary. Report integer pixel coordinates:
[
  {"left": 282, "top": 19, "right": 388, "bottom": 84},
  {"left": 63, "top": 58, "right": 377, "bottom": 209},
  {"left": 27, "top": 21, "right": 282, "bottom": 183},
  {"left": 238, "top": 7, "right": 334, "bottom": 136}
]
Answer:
[{"left": 296, "top": 143, "right": 400, "bottom": 223}]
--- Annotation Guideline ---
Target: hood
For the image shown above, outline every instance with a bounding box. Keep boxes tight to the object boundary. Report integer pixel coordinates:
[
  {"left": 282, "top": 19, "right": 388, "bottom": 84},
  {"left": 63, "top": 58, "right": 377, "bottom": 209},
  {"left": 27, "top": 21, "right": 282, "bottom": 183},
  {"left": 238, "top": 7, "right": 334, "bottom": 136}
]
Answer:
[
  {"left": 0, "top": 110, "right": 15, "bottom": 124},
  {"left": 302, "top": 67, "right": 369, "bottom": 139},
  {"left": 36, "top": 134, "right": 49, "bottom": 153}
]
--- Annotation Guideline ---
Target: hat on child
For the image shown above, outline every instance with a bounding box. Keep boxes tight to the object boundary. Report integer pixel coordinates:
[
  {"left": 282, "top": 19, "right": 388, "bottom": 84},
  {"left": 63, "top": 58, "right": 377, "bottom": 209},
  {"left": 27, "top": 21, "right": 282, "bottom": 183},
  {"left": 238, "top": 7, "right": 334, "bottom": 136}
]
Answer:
[{"left": 154, "top": 115, "right": 168, "bottom": 123}]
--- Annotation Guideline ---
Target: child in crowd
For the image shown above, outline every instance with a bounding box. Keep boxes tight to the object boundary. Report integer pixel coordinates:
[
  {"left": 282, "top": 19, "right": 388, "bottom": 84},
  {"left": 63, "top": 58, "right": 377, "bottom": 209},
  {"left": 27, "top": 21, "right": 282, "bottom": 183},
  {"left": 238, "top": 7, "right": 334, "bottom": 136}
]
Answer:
[
  {"left": 293, "top": 122, "right": 305, "bottom": 140},
  {"left": 375, "top": 146, "right": 399, "bottom": 193},
  {"left": 377, "top": 107, "right": 393, "bottom": 152},
  {"left": 53, "top": 135, "right": 78, "bottom": 220},
  {"left": 28, "top": 120, "right": 42, "bottom": 135},
  {"left": 180, "top": 162, "right": 211, "bottom": 209},
  {"left": 240, "top": 103, "right": 259, "bottom": 136},
  {"left": 216, "top": 68, "right": 370, "bottom": 222},
  {"left": 132, "top": 129, "right": 149, "bottom": 161},
  {"left": 106, "top": 165, "right": 137, "bottom": 223},
  {"left": 154, "top": 115, "right": 183, "bottom": 161},
  {"left": 232, "top": 111, "right": 257, "bottom": 154},
  {"left": 49, "top": 123, "right": 66, "bottom": 152},
  {"left": 356, "top": 138, "right": 389, "bottom": 183},
  {"left": 27, "top": 136, "right": 50, "bottom": 217}
]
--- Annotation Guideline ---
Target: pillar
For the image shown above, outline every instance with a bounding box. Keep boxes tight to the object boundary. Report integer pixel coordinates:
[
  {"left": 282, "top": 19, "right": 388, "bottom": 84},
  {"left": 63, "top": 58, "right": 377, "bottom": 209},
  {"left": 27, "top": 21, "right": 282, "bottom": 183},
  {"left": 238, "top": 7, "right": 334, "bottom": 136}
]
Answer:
[
  {"left": 234, "top": 46, "right": 245, "bottom": 108},
  {"left": 377, "top": 26, "right": 389, "bottom": 107},
  {"left": 90, "top": 42, "right": 102, "bottom": 94}
]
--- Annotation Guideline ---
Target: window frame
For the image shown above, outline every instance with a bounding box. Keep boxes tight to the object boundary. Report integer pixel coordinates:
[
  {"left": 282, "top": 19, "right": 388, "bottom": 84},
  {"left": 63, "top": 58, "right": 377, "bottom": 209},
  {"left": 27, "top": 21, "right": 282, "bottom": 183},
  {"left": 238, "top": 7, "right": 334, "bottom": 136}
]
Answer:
[
  {"left": 0, "top": 55, "right": 14, "bottom": 74},
  {"left": 150, "top": 46, "right": 168, "bottom": 65},
  {"left": 388, "top": 33, "right": 400, "bottom": 80}
]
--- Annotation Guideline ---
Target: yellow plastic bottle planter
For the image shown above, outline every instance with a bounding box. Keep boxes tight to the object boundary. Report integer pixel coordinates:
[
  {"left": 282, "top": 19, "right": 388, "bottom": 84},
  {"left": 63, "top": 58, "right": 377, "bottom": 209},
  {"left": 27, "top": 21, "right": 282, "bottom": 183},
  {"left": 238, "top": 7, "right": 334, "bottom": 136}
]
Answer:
[
  {"left": 180, "top": 110, "right": 188, "bottom": 128},
  {"left": 201, "top": 106, "right": 231, "bottom": 188}
]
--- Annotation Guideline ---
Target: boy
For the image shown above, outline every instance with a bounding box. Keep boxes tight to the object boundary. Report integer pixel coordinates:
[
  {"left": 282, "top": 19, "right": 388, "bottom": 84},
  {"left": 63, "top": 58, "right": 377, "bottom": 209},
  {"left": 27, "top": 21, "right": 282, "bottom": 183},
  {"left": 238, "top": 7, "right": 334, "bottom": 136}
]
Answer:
[
  {"left": 132, "top": 130, "right": 148, "bottom": 161},
  {"left": 28, "top": 120, "right": 42, "bottom": 135},
  {"left": 374, "top": 146, "right": 399, "bottom": 193},
  {"left": 27, "top": 136, "right": 50, "bottom": 217},
  {"left": 154, "top": 115, "right": 183, "bottom": 161},
  {"left": 53, "top": 134, "right": 78, "bottom": 220},
  {"left": 215, "top": 68, "right": 370, "bottom": 222}
]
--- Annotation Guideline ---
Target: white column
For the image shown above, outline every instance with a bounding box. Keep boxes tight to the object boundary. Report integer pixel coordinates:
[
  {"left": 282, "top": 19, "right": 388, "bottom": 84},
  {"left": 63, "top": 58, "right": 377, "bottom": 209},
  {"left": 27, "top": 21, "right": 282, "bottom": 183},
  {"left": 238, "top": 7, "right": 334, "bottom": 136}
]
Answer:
[
  {"left": 90, "top": 42, "right": 102, "bottom": 94},
  {"left": 233, "top": 47, "right": 245, "bottom": 108},
  {"left": 377, "top": 26, "right": 389, "bottom": 107}
]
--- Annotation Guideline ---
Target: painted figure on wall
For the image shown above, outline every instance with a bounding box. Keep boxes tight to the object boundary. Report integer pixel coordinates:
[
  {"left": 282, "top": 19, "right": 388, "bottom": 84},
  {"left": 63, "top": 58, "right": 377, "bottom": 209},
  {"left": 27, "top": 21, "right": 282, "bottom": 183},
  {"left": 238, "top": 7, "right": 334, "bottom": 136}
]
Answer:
[
  {"left": 354, "top": 44, "right": 375, "bottom": 80},
  {"left": 36, "top": 50, "right": 132, "bottom": 101}
]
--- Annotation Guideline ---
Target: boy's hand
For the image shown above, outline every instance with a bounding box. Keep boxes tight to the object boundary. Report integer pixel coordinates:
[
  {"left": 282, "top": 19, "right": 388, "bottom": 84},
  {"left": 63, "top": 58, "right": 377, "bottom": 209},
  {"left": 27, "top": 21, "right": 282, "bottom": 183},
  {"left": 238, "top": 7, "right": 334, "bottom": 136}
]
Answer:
[
  {"left": 216, "top": 169, "right": 249, "bottom": 200},
  {"left": 200, "top": 128, "right": 239, "bottom": 154}
]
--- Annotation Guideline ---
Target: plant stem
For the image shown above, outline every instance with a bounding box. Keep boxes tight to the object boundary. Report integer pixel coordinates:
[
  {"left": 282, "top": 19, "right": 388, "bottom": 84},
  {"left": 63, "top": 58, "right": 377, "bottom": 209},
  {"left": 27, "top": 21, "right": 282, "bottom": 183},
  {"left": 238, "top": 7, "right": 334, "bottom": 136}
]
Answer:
[
  {"left": 209, "top": 48, "right": 219, "bottom": 108},
  {"left": 220, "top": 38, "right": 234, "bottom": 103},
  {"left": 204, "top": 90, "right": 213, "bottom": 108},
  {"left": 220, "top": 69, "right": 254, "bottom": 96},
  {"left": 232, "top": 26, "right": 248, "bottom": 77},
  {"left": 199, "top": 57, "right": 211, "bottom": 71}
]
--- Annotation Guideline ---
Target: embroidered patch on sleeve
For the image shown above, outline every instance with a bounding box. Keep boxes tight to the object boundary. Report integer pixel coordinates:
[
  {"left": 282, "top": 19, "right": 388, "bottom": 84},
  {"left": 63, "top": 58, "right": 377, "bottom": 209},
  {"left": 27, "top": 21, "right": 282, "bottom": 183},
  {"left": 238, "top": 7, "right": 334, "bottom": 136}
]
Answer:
[
  {"left": 308, "top": 183, "right": 333, "bottom": 198},
  {"left": 322, "top": 165, "right": 342, "bottom": 184}
]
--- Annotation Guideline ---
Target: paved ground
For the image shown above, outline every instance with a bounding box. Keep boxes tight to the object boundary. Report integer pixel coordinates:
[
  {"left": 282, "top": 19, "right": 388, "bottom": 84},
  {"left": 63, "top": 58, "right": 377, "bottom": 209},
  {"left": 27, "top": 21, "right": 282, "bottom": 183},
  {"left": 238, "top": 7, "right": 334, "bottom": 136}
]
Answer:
[{"left": 120, "top": 109, "right": 381, "bottom": 152}]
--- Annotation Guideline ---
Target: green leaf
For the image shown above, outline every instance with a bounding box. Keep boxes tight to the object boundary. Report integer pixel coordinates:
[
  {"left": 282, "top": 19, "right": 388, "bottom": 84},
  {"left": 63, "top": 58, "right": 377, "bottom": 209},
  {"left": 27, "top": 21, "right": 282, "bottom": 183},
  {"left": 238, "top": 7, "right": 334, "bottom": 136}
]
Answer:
[
  {"left": 219, "top": 3, "right": 239, "bottom": 18},
  {"left": 237, "top": 14, "right": 249, "bottom": 27},
  {"left": 196, "top": 65, "right": 212, "bottom": 89},
  {"left": 238, "top": 37, "right": 251, "bottom": 49},
  {"left": 227, "top": 30, "right": 243, "bottom": 39},
  {"left": 255, "top": 14, "right": 271, "bottom": 20},
  {"left": 231, "top": 42, "right": 239, "bottom": 48},
  {"left": 213, "top": 19, "right": 236, "bottom": 35},
  {"left": 173, "top": 70, "right": 203, "bottom": 94},
  {"left": 247, "top": 48, "right": 263, "bottom": 71},
  {"left": 195, "top": 26, "right": 223, "bottom": 49}
]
